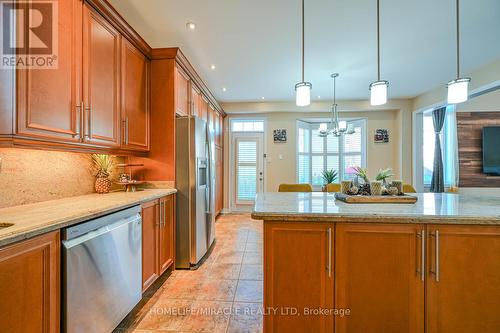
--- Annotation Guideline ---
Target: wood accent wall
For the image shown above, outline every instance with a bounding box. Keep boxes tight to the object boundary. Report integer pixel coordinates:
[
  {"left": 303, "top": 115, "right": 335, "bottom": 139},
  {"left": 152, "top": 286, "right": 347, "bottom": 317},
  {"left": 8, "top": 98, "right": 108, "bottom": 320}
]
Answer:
[{"left": 457, "top": 112, "right": 500, "bottom": 187}]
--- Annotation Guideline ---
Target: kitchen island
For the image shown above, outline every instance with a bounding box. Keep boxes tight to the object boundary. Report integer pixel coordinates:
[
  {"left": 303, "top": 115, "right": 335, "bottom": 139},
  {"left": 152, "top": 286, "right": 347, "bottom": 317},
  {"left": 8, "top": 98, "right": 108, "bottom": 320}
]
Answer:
[{"left": 252, "top": 192, "right": 500, "bottom": 333}]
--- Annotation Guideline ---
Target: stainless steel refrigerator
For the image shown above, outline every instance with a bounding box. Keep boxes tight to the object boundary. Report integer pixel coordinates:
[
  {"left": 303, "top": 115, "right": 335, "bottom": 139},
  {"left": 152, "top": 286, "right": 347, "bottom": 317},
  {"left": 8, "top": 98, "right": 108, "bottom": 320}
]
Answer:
[{"left": 175, "top": 116, "right": 216, "bottom": 268}]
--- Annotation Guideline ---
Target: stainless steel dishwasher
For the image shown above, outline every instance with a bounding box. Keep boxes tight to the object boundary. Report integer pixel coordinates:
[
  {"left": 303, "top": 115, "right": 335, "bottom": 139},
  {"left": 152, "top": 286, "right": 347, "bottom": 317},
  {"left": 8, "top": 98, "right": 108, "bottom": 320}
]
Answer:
[{"left": 62, "top": 205, "right": 142, "bottom": 333}]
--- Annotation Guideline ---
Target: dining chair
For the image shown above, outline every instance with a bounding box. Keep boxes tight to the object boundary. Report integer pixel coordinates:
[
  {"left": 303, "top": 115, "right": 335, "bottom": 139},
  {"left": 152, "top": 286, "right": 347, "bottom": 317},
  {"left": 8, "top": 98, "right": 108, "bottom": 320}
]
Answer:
[{"left": 278, "top": 183, "right": 313, "bottom": 192}]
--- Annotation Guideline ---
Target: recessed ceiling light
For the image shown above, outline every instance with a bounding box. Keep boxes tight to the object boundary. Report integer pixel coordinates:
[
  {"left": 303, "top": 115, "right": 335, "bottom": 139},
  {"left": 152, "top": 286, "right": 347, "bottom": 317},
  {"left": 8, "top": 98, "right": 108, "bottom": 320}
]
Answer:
[
  {"left": 222, "top": 87, "right": 227, "bottom": 92},
  {"left": 186, "top": 22, "right": 196, "bottom": 30},
  {"left": 210, "top": 64, "right": 216, "bottom": 70}
]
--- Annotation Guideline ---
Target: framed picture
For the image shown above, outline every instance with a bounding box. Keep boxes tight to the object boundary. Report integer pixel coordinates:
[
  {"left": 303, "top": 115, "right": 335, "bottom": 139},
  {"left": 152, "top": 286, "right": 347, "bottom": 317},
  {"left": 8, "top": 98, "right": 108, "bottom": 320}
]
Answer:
[
  {"left": 273, "top": 129, "right": 287, "bottom": 143},
  {"left": 374, "top": 129, "right": 389, "bottom": 143}
]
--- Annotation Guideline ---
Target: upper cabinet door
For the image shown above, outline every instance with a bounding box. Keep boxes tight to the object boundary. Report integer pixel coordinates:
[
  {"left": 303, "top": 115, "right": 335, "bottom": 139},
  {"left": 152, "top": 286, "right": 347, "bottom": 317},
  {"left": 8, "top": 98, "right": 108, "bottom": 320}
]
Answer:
[
  {"left": 82, "top": 4, "right": 121, "bottom": 147},
  {"left": 426, "top": 225, "right": 500, "bottom": 333},
  {"left": 191, "top": 85, "right": 201, "bottom": 118},
  {"left": 16, "top": 0, "right": 83, "bottom": 142},
  {"left": 199, "top": 96, "right": 209, "bottom": 123},
  {"left": 174, "top": 65, "right": 190, "bottom": 117},
  {"left": 121, "top": 39, "right": 150, "bottom": 151},
  {"left": 335, "top": 223, "right": 425, "bottom": 333}
]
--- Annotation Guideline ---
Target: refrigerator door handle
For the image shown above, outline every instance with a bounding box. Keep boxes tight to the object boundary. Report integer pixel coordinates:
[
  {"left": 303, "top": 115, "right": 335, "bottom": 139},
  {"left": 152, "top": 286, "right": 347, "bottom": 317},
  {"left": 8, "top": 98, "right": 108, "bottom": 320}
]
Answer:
[{"left": 205, "top": 133, "right": 212, "bottom": 215}]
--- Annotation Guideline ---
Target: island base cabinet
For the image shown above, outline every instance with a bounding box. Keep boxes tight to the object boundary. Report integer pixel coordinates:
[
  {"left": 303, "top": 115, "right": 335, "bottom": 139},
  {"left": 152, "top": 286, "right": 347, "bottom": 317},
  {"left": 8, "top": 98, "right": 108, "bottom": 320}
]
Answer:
[
  {"left": 264, "top": 222, "right": 334, "bottom": 333},
  {"left": 335, "top": 224, "right": 424, "bottom": 333},
  {"left": 0, "top": 231, "right": 60, "bottom": 333},
  {"left": 426, "top": 225, "right": 500, "bottom": 333}
]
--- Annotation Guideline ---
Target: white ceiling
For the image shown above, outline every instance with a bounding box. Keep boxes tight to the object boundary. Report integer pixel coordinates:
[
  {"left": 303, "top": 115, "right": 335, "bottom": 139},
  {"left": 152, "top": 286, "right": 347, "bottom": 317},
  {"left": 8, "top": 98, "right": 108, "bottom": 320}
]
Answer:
[{"left": 109, "top": 0, "right": 500, "bottom": 103}]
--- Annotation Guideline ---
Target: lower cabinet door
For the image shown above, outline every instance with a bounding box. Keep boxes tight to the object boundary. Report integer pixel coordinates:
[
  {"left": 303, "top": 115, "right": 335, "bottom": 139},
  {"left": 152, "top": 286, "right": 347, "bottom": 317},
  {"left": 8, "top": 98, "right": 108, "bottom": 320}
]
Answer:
[
  {"left": 335, "top": 223, "right": 424, "bottom": 333},
  {"left": 141, "top": 199, "right": 159, "bottom": 291},
  {"left": 264, "top": 222, "right": 334, "bottom": 333},
  {"left": 159, "top": 195, "right": 175, "bottom": 274},
  {"left": 0, "top": 231, "right": 60, "bottom": 333},
  {"left": 426, "top": 225, "right": 500, "bottom": 333}
]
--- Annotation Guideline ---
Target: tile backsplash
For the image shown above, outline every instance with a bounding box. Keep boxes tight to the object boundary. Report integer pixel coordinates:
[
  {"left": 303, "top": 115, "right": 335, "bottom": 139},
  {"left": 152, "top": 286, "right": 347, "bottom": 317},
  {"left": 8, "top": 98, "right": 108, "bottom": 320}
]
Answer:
[{"left": 0, "top": 148, "right": 118, "bottom": 208}]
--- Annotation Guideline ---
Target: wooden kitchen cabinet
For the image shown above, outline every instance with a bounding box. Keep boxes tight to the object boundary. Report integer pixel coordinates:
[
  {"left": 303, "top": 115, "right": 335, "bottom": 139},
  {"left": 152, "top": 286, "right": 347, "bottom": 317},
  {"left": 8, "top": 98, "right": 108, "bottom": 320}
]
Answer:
[
  {"left": 141, "top": 194, "right": 175, "bottom": 291},
  {"left": 82, "top": 3, "right": 121, "bottom": 147},
  {"left": 175, "top": 66, "right": 190, "bottom": 117},
  {"left": 426, "top": 225, "right": 500, "bottom": 333},
  {"left": 141, "top": 199, "right": 159, "bottom": 291},
  {"left": 335, "top": 223, "right": 425, "bottom": 333},
  {"left": 191, "top": 85, "right": 201, "bottom": 118},
  {"left": 264, "top": 222, "right": 334, "bottom": 333},
  {"left": 199, "top": 96, "right": 209, "bottom": 122},
  {"left": 215, "top": 146, "right": 223, "bottom": 215},
  {"left": 121, "top": 38, "right": 150, "bottom": 151},
  {"left": 159, "top": 195, "right": 175, "bottom": 274},
  {"left": 15, "top": 0, "right": 83, "bottom": 143},
  {"left": 0, "top": 231, "right": 60, "bottom": 333}
]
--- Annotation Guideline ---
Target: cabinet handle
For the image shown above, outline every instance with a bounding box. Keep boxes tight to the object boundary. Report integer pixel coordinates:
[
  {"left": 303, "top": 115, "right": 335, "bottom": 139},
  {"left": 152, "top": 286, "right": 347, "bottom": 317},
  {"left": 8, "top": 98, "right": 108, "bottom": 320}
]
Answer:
[
  {"left": 416, "top": 229, "right": 425, "bottom": 281},
  {"left": 430, "top": 230, "right": 440, "bottom": 282},
  {"left": 74, "top": 101, "right": 84, "bottom": 138},
  {"left": 155, "top": 203, "right": 160, "bottom": 226},
  {"left": 124, "top": 116, "right": 129, "bottom": 145},
  {"left": 85, "top": 104, "right": 92, "bottom": 139},
  {"left": 160, "top": 201, "right": 164, "bottom": 226},
  {"left": 327, "top": 227, "right": 332, "bottom": 278}
]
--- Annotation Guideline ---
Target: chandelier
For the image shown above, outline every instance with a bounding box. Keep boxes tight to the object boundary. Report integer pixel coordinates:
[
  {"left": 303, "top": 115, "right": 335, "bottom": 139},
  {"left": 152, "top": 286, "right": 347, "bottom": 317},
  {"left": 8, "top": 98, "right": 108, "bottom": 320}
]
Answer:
[{"left": 318, "top": 73, "right": 355, "bottom": 137}]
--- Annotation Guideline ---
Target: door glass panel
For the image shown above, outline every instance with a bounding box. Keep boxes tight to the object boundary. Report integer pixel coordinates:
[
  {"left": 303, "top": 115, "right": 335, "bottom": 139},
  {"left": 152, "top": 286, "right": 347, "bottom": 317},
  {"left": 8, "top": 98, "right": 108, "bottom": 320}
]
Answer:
[
  {"left": 236, "top": 140, "right": 258, "bottom": 201},
  {"left": 237, "top": 166, "right": 257, "bottom": 200}
]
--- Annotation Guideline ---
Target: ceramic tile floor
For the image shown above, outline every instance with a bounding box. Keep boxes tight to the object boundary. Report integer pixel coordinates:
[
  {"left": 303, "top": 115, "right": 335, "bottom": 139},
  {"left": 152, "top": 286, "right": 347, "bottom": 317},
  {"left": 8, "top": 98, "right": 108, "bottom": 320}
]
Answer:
[{"left": 116, "top": 213, "right": 264, "bottom": 333}]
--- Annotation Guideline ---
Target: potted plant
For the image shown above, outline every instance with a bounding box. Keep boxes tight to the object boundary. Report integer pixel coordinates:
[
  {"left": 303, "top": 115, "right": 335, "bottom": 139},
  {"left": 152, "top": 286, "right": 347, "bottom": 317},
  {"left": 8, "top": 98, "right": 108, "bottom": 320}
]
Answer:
[
  {"left": 375, "top": 168, "right": 394, "bottom": 187},
  {"left": 321, "top": 169, "right": 338, "bottom": 192},
  {"left": 352, "top": 166, "right": 371, "bottom": 195},
  {"left": 92, "top": 154, "right": 114, "bottom": 194}
]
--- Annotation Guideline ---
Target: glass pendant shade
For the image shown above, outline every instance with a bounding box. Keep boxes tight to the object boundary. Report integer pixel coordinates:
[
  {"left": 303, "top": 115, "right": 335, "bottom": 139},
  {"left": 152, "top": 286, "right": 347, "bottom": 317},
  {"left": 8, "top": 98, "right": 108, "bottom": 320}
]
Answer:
[
  {"left": 447, "top": 78, "right": 470, "bottom": 104},
  {"left": 370, "top": 80, "right": 388, "bottom": 106},
  {"left": 338, "top": 121, "right": 347, "bottom": 132},
  {"left": 295, "top": 82, "right": 312, "bottom": 106}
]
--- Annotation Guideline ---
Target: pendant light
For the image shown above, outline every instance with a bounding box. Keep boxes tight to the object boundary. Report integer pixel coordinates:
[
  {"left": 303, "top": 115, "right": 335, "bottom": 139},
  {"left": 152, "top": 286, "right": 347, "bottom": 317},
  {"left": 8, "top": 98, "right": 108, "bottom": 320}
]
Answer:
[
  {"left": 447, "top": 0, "right": 470, "bottom": 104},
  {"left": 295, "top": 0, "right": 312, "bottom": 106},
  {"left": 369, "top": 0, "right": 388, "bottom": 106}
]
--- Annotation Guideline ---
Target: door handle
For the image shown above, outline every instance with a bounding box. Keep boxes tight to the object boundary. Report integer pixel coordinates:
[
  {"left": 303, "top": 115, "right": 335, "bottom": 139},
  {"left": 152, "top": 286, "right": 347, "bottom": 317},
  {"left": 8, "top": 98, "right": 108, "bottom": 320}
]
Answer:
[
  {"left": 416, "top": 229, "right": 425, "bottom": 281},
  {"left": 429, "top": 230, "right": 440, "bottom": 282},
  {"left": 327, "top": 227, "right": 332, "bottom": 278}
]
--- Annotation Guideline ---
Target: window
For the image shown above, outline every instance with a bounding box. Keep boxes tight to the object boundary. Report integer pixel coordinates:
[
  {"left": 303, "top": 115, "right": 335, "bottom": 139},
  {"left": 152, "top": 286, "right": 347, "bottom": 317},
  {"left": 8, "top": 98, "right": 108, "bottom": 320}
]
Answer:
[
  {"left": 297, "top": 119, "right": 366, "bottom": 186},
  {"left": 231, "top": 120, "right": 264, "bottom": 132},
  {"left": 422, "top": 105, "right": 457, "bottom": 187}
]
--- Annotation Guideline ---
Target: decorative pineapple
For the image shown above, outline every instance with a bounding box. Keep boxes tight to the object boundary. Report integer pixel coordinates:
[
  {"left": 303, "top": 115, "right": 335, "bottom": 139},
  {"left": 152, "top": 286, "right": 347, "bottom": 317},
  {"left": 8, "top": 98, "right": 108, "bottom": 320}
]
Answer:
[{"left": 92, "top": 154, "right": 114, "bottom": 194}]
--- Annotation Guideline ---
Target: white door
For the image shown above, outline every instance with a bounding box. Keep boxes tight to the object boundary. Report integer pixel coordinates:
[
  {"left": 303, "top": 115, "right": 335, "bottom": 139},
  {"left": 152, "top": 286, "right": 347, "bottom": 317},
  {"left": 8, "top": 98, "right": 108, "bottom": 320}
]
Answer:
[{"left": 232, "top": 132, "right": 264, "bottom": 210}]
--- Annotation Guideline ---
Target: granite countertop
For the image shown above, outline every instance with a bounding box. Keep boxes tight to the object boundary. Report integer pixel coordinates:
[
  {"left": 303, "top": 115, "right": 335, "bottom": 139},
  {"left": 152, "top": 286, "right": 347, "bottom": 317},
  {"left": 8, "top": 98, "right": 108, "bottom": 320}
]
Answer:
[
  {"left": 251, "top": 192, "right": 500, "bottom": 225},
  {"left": 0, "top": 189, "right": 177, "bottom": 247}
]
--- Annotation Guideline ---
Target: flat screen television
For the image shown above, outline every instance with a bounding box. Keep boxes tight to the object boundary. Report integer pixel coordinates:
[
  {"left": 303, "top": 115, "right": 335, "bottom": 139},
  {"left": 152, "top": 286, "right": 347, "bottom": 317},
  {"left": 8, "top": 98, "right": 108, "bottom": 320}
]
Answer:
[{"left": 483, "top": 126, "right": 500, "bottom": 175}]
